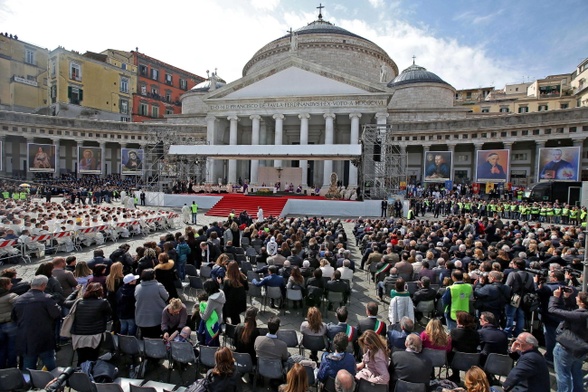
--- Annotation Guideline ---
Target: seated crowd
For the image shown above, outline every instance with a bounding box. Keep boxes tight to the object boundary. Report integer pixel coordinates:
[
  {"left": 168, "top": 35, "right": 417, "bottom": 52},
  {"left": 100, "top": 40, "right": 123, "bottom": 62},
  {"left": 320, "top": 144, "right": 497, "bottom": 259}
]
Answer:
[{"left": 1, "top": 210, "right": 587, "bottom": 392}]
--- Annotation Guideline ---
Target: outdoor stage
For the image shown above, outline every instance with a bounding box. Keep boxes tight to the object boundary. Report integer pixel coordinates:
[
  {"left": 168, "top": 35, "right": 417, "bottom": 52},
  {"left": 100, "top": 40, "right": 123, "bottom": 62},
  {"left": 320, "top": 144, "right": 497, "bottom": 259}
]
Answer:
[{"left": 145, "top": 192, "right": 381, "bottom": 218}]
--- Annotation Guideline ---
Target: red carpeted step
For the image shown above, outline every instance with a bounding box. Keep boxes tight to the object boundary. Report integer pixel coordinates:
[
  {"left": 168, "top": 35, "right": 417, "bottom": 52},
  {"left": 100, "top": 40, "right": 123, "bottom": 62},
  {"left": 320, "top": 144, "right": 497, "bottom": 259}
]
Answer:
[{"left": 205, "top": 194, "right": 288, "bottom": 218}]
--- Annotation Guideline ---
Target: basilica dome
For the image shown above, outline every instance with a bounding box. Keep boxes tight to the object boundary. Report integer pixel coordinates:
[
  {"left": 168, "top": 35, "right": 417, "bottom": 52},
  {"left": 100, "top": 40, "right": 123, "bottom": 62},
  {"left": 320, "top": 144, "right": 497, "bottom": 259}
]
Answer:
[
  {"left": 242, "top": 17, "right": 398, "bottom": 84},
  {"left": 191, "top": 73, "right": 226, "bottom": 93},
  {"left": 387, "top": 63, "right": 449, "bottom": 87}
]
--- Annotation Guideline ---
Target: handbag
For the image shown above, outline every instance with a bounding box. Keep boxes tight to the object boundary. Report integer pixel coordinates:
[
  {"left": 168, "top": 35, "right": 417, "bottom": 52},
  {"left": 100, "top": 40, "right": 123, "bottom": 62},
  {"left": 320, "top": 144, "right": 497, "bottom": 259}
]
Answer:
[
  {"left": 60, "top": 298, "right": 81, "bottom": 338},
  {"left": 510, "top": 293, "right": 521, "bottom": 308}
]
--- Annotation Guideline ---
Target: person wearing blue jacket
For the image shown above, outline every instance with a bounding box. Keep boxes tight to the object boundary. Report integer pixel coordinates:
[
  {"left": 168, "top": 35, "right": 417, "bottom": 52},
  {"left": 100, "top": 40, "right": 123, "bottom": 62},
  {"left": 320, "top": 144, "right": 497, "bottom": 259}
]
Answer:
[{"left": 317, "top": 332, "right": 357, "bottom": 382}]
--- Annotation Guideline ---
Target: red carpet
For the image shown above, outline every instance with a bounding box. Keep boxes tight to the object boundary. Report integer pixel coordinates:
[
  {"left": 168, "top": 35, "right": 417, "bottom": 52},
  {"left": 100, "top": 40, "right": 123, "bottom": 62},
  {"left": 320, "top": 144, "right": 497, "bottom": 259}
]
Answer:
[{"left": 205, "top": 193, "right": 324, "bottom": 217}]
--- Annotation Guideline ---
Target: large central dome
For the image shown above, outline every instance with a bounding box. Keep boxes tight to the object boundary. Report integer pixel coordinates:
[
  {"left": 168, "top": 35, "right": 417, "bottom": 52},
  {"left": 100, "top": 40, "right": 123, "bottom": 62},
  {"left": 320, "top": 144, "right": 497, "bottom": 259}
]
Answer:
[{"left": 242, "top": 17, "right": 398, "bottom": 84}]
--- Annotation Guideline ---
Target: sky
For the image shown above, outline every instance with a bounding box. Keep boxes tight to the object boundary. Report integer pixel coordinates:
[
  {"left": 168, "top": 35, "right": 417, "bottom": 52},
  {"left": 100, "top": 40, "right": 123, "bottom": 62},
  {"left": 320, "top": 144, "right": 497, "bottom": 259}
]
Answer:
[{"left": 1, "top": 0, "right": 587, "bottom": 90}]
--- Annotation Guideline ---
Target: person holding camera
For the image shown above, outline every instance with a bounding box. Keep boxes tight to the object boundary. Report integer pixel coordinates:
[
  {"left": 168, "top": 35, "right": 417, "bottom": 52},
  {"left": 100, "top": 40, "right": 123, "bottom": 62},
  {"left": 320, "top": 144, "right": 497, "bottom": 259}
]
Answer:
[{"left": 473, "top": 271, "right": 510, "bottom": 325}]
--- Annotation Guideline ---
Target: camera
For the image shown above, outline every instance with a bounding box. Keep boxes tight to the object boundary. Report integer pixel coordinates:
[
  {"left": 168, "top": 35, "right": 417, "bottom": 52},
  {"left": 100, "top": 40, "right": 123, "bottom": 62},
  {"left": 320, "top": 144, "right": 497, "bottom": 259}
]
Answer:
[
  {"left": 526, "top": 268, "right": 548, "bottom": 277},
  {"left": 561, "top": 286, "right": 573, "bottom": 294},
  {"left": 563, "top": 266, "right": 582, "bottom": 278}
]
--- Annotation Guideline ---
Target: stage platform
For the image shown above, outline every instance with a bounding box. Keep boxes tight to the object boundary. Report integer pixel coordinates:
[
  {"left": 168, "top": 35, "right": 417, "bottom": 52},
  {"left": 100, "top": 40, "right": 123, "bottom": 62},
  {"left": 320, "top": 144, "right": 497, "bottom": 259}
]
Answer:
[{"left": 150, "top": 192, "right": 380, "bottom": 218}]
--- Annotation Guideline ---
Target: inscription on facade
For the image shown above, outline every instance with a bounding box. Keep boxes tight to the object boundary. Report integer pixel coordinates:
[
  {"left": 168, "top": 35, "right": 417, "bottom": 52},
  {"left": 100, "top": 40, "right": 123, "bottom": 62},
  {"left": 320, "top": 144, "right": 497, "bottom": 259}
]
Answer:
[{"left": 209, "top": 99, "right": 386, "bottom": 111}]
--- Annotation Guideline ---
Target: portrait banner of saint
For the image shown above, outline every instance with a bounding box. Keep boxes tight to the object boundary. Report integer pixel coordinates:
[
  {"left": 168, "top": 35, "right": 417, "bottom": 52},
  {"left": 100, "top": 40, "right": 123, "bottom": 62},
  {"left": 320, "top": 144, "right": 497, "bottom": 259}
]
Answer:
[
  {"left": 537, "top": 146, "right": 580, "bottom": 182},
  {"left": 78, "top": 146, "right": 102, "bottom": 174},
  {"left": 423, "top": 151, "right": 452, "bottom": 182},
  {"left": 476, "top": 149, "right": 509, "bottom": 183},
  {"left": 28, "top": 143, "right": 56, "bottom": 173},
  {"left": 121, "top": 148, "right": 144, "bottom": 175}
]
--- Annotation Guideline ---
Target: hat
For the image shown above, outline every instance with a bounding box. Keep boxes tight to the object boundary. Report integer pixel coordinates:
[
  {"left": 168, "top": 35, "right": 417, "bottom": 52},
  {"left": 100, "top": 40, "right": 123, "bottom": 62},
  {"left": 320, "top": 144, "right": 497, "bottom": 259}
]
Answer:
[{"left": 123, "top": 273, "right": 140, "bottom": 284}]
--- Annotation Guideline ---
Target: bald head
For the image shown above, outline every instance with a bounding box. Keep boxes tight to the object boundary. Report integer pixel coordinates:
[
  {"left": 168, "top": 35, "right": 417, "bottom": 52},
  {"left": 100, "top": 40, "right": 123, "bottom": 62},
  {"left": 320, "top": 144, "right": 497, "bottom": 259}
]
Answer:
[{"left": 335, "top": 370, "right": 355, "bottom": 392}]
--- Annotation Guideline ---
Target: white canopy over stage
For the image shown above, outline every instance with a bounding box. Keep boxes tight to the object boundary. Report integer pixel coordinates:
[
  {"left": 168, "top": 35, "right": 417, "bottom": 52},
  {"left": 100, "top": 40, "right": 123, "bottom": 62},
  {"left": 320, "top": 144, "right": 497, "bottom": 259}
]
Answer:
[{"left": 168, "top": 144, "right": 362, "bottom": 160}]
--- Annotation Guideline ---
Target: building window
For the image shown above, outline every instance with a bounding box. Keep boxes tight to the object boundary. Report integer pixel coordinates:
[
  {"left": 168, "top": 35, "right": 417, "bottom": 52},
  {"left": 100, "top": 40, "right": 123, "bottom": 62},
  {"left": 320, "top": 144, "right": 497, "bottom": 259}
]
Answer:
[
  {"left": 121, "top": 117, "right": 129, "bottom": 122},
  {"left": 518, "top": 106, "right": 529, "bottom": 113},
  {"left": 513, "top": 153, "right": 528, "bottom": 161},
  {"left": 165, "top": 91, "right": 172, "bottom": 102},
  {"left": 25, "top": 49, "right": 35, "bottom": 65},
  {"left": 165, "top": 74, "right": 173, "bottom": 85},
  {"left": 119, "top": 99, "right": 128, "bottom": 114},
  {"left": 139, "top": 64, "right": 148, "bottom": 76},
  {"left": 152, "top": 106, "right": 159, "bottom": 118},
  {"left": 120, "top": 77, "right": 129, "bottom": 93},
  {"left": 151, "top": 86, "right": 159, "bottom": 98},
  {"left": 560, "top": 103, "right": 569, "bottom": 109},
  {"left": 179, "top": 78, "right": 187, "bottom": 90},
  {"left": 70, "top": 62, "right": 82, "bottom": 81},
  {"left": 50, "top": 60, "right": 56, "bottom": 77},
  {"left": 538, "top": 104, "right": 548, "bottom": 111},
  {"left": 151, "top": 68, "right": 159, "bottom": 81},
  {"left": 166, "top": 108, "right": 174, "bottom": 115},
  {"left": 139, "top": 103, "right": 148, "bottom": 116},
  {"left": 67, "top": 86, "right": 83, "bottom": 104},
  {"left": 499, "top": 107, "right": 509, "bottom": 113},
  {"left": 140, "top": 84, "right": 147, "bottom": 96},
  {"left": 481, "top": 108, "right": 490, "bottom": 113},
  {"left": 466, "top": 92, "right": 472, "bottom": 99},
  {"left": 121, "top": 63, "right": 127, "bottom": 70},
  {"left": 456, "top": 154, "right": 469, "bottom": 162}
]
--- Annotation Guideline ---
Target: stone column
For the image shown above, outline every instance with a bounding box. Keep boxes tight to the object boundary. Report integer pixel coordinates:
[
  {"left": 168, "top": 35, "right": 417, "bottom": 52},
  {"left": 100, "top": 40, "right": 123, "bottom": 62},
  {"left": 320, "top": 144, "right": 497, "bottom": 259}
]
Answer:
[
  {"left": 573, "top": 138, "right": 585, "bottom": 147},
  {"left": 259, "top": 119, "right": 267, "bottom": 167},
  {"left": 273, "top": 114, "right": 284, "bottom": 168},
  {"left": 348, "top": 113, "right": 362, "bottom": 187},
  {"left": 323, "top": 113, "right": 336, "bottom": 186},
  {"left": 205, "top": 115, "right": 216, "bottom": 183},
  {"left": 76, "top": 140, "right": 82, "bottom": 178},
  {"left": 250, "top": 115, "right": 261, "bottom": 185},
  {"left": 299, "top": 113, "right": 310, "bottom": 186},
  {"left": 99, "top": 141, "right": 106, "bottom": 175},
  {"left": 227, "top": 115, "right": 239, "bottom": 185},
  {"left": 0, "top": 135, "right": 5, "bottom": 175},
  {"left": 53, "top": 139, "right": 60, "bottom": 179}
]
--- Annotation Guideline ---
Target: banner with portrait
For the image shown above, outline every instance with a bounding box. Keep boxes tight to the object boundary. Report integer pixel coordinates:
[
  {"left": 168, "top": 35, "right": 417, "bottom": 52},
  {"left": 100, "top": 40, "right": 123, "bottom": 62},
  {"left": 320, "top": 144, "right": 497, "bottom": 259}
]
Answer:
[
  {"left": 28, "top": 143, "right": 56, "bottom": 173},
  {"left": 78, "top": 146, "right": 102, "bottom": 174},
  {"left": 537, "top": 146, "right": 580, "bottom": 182},
  {"left": 476, "top": 149, "right": 509, "bottom": 183},
  {"left": 121, "top": 148, "right": 144, "bottom": 175},
  {"left": 423, "top": 151, "right": 452, "bottom": 182}
]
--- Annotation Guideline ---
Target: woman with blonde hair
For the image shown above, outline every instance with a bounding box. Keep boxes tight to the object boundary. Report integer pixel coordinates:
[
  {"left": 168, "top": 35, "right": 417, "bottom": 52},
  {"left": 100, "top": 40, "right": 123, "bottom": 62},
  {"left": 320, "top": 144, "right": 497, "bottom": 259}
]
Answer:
[
  {"left": 279, "top": 363, "right": 308, "bottom": 392},
  {"left": 319, "top": 258, "right": 334, "bottom": 279},
  {"left": 420, "top": 318, "right": 451, "bottom": 352},
  {"left": 464, "top": 366, "right": 497, "bottom": 392},
  {"left": 356, "top": 329, "right": 390, "bottom": 384},
  {"left": 300, "top": 306, "right": 327, "bottom": 361},
  {"left": 74, "top": 261, "right": 93, "bottom": 286},
  {"left": 105, "top": 262, "right": 124, "bottom": 333},
  {"left": 161, "top": 297, "right": 188, "bottom": 342}
]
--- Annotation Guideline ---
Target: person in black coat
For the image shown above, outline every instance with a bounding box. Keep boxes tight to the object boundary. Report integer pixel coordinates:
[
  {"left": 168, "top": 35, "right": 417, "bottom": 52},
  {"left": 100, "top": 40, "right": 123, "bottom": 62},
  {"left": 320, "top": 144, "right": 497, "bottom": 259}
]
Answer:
[
  {"left": 64, "top": 282, "right": 111, "bottom": 365},
  {"left": 154, "top": 253, "right": 178, "bottom": 300},
  {"left": 11, "top": 275, "right": 61, "bottom": 371},
  {"left": 357, "top": 302, "right": 387, "bottom": 337},
  {"left": 478, "top": 311, "right": 508, "bottom": 366},
  {"left": 116, "top": 274, "right": 139, "bottom": 336},
  {"left": 204, "top": 347, "right": 242, "bottom": 392},
  {"left": 222, "top": 261, "right": 248, "bottom": 325},
  {"left": 326, "top": 270, "right": 351, "bottom": 306},
  {"left": 503, "top": 332, "right": 549, "bottom": 392},
  {"left": 389, "top": 334, "right": 433, "bottom": 390}
]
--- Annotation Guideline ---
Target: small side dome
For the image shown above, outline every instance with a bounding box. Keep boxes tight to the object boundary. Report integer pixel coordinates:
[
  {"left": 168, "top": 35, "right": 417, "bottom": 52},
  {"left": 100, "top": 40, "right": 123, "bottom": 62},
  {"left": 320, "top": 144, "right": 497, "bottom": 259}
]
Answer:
[
  {"left": 387, "top": 63, "right": 449, "bottom": 87},
  {"left": 191, "top": 72, "right": 226, "bottom": 92}
]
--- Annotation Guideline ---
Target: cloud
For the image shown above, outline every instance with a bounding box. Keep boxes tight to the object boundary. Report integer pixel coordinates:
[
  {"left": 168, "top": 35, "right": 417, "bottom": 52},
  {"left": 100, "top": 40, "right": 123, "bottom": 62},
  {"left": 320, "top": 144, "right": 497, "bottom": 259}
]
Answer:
[
  {"left": 250, "top": 0, "right": 280, "bottom": 11},
  {"left": 454, "top": 9, "right": 504, "bottom": 25},
  {"left": 367, "top": 0, "right": 384, "bottom": 8}
]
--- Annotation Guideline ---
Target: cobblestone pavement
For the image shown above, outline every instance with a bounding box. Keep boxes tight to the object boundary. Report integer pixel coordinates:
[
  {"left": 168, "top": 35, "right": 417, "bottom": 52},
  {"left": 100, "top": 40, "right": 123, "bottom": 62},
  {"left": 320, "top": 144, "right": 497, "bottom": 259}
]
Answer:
[{"left": 2, "top": 201, "right": 568, "bottom": 390}]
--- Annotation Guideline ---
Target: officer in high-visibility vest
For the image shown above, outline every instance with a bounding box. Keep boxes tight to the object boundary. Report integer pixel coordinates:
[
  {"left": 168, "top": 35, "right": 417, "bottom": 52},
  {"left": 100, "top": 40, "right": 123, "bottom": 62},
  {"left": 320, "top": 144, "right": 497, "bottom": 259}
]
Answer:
[{"left": 191, "top": 201, "right": 198, "bottom": 225}]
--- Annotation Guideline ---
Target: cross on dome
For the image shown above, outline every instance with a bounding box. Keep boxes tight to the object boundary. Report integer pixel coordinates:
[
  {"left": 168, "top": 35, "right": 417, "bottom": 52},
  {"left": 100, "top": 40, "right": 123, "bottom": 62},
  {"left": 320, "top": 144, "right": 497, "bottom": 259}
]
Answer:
[{"left": 317, "top": 3, "right": 324, "bottom": 20}]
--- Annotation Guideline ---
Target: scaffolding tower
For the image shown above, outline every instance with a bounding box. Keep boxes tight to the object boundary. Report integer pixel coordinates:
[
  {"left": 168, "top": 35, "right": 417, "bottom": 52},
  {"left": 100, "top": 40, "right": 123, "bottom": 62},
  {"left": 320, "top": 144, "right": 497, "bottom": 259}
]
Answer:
[
  {"left": 143, "top": 128, "right": 207, "bottom": 192},
  {"left": 359, "top": 124, "right": 408, "bottom": 200}
]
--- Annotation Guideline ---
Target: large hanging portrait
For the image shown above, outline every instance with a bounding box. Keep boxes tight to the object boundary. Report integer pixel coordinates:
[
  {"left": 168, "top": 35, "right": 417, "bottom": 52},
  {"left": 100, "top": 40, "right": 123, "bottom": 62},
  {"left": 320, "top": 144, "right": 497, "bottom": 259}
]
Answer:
[
  {"left": 78, "top": 146, "right": 102, "bottom": 174},
  {"left": 424, "top": 151, "right": 452, "bottom": 182},
  {"left": 28, "top": 143, "right": 56, "bottom": 173},
  {"left": 476, "top": 149, "right": 509, "bottom": 183},
  {"left": 121, "top": 148, "right": 144, "bottom": 175},
  {"left": 537, "top": 146, "right": 580, "bottom": 182}
]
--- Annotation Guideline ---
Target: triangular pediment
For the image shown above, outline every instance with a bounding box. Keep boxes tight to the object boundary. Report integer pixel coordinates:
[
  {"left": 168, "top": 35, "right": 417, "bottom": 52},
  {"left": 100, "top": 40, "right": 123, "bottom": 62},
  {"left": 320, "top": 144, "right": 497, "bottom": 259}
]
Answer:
[
  {"left": 223, "top": 67, "right": 367, "bottom": 98},
  {"left": 205, "top": 56, "right": 388, "bottom": 100}
]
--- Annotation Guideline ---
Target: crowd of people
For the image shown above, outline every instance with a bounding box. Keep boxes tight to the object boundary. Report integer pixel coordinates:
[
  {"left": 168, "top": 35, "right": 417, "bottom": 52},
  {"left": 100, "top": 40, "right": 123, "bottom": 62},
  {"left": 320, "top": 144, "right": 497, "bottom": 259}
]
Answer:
[{"left": 1, "top": 194, "right": 588, "bottom": 391}]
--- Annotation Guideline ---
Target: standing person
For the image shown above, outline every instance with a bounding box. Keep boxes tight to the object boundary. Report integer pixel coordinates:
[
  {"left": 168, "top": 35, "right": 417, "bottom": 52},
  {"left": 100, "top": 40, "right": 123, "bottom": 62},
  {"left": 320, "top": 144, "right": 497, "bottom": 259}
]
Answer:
[
  {"left": 64, "top": 283, "right": 111, "bottom": 366},
  {"left": 355, "top": 330, "right": 390, "bottom": 385},
  {"left": 257, "top": 205, "right": 264, "bottom": 223},
  {"left": 175, "top": 236, "right": 191, "bottom": 281},
  {"left": 548, "top": 287, "right": 588, "bottom": 392},
  {"left": 381, "top": 199, "right": 388, "bottom": 218},
  {"left": 11, "top": 275, "right": 61, "bottom": 371},
  {"left": 191, "top": 201, "right": 199, "bottom": 225},
  {"left": 52, "top": 257, "right": 78, "bottom": 297},
  {"left": 182, "top": 203, "right": 191, "bottom": 225},
  {"left": 140, "top": 190, "right": 146, "bottom": 206},
  {"left": 442, "top": 269, "right": 473, "bottom": 330},
  {"left": 199, "top": 278, "right": 226, "bottom": 347},
  {"left": 105, "top": 262, "right": 124, "bottom": 333},
  {"left": 223, "top": 261, "right": 248, "bottom": 325},
  {"left": 0, "top": 277, "right": 18, "bottom": 368},
  {"left": 135, "top": 269, "right": 169, "bottom": 339},
  {"left": 154, "top": 253, "right": 178, "bottom": 299},
  {"left": 116, "top": 273, "right": 139, "bottom": 336}
]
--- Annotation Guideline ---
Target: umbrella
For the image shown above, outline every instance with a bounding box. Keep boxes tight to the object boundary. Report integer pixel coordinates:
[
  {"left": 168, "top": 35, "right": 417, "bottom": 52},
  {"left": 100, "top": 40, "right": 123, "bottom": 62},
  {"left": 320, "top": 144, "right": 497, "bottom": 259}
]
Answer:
[{"left": 19, "top": 183, "right": 31, "bottom": 187}]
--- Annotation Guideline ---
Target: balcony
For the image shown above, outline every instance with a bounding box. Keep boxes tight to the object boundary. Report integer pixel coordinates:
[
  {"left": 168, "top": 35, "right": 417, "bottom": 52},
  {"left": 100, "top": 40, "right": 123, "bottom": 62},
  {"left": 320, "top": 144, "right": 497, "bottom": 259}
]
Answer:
[{"left": 140, "top": 92, "right": 181, "bottom": 106}]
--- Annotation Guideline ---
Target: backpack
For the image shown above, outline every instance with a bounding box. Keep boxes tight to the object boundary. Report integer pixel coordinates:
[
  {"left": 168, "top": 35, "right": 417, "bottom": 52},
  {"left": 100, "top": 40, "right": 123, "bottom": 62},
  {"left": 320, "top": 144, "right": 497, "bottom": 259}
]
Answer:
[
  {"left": 186, "top": 371, "right": 212, "bottom": 392},
  {"left": 518, "top": 273, "right": 540, "bottom": 312}
]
